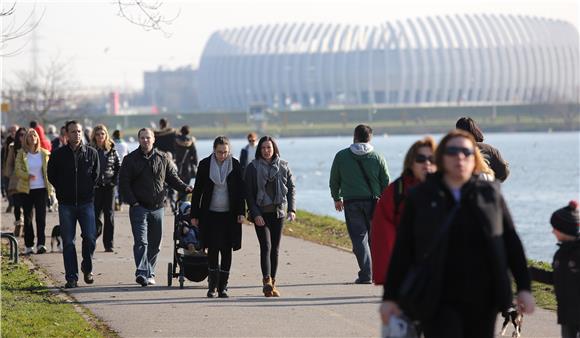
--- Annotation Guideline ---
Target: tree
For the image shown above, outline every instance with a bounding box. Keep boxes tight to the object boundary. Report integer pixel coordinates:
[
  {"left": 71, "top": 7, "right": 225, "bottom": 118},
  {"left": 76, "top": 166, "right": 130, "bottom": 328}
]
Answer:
[
  {"left": 0, "top": 2, "right": 44, "bottom": 57},
  {"left": 116, "top": 1, "right": 180, "bottom": 36}
]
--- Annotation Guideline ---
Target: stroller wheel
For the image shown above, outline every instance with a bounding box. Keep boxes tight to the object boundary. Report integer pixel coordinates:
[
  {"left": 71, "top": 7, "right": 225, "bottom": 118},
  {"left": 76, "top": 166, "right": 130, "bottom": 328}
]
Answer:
[
  {"left": 179, "top": 272, "right": 185, "bottom": 289},
  {"left": 167, "top": 262, "right": 173, "bottom": 287}
]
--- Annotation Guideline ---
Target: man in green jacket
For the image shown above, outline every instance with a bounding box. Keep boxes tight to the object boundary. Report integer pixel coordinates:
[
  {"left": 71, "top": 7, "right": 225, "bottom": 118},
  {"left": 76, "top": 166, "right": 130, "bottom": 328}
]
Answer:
[{"left": 329, "top": 124, "right": 390, "bottom": 284}]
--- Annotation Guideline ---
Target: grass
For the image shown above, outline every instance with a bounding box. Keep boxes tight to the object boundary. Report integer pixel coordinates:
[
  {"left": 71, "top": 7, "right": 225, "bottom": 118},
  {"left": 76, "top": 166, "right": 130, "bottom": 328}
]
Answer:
[
  {"left": 0, "top": 247, "right": 114, "bottom": 338},
  {"left": 286, "top": 210, "right": 557, "bottom": 311}
]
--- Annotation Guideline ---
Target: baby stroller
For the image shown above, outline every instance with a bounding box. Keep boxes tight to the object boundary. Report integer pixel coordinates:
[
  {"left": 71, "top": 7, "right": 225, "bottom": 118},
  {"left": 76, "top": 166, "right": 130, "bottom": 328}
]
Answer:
[{"left": 167, "top": 200, "right": 208, "bottom": 288}]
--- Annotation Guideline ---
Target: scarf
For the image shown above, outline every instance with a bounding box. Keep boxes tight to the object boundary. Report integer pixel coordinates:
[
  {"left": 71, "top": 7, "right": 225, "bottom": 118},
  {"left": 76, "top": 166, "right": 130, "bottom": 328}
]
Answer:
[
  {"left": 255, "top": 157, "right": 286, "bottom": 207},
  {"left": 209, "top": 153, "right": 233, "bottom": 186}
]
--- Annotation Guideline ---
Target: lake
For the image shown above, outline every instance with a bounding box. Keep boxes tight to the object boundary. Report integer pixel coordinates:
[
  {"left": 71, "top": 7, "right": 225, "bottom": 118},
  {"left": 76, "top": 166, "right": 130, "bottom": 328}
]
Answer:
[{"left": 128, "top": 131, "right": 580, "bottom": 262}]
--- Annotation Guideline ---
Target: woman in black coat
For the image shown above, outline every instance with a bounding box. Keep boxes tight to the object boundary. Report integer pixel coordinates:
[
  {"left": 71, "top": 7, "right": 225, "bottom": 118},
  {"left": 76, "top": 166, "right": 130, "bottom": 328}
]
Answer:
[
  {"left": 190, "top": 136, "right": 245, "bottom": 298},
  {"left": 380, "top": 129, "right": 535, "bottom": 338}
]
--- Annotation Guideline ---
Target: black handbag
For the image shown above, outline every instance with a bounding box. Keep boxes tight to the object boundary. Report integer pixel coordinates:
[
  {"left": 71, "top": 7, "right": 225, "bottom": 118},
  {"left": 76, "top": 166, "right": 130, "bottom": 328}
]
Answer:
[{"left": 398, "top": 204, "right": 460, "bottom": 321}]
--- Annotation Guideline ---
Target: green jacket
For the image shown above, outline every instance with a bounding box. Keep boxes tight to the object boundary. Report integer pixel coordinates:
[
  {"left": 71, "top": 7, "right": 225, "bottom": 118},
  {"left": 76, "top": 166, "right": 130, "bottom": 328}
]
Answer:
[{"left": 329, "top": 147, "right": 390, "bottom": 201}]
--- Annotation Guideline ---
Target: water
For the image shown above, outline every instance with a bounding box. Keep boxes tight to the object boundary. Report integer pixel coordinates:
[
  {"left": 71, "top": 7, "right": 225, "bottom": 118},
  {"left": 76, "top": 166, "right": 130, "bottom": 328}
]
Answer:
[{"left": 128, "top": 131, "right": 580, "bottom": 262}]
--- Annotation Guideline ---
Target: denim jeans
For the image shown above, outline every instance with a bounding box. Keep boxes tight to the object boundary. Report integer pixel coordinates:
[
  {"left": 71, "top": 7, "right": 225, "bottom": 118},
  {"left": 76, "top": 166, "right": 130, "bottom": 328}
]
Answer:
[
  {"left": 344, "top": 199, "right": 374, "bottom": 281},
  {"left": 58, "top": 202, "right": 96, "bottom": 282},
  {"left": 129, "top": 205, "right": 164, "bottom": 278}
]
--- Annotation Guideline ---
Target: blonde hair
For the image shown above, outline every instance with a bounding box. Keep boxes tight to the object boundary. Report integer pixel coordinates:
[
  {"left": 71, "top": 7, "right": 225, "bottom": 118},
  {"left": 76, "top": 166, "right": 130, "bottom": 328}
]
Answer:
[
  {"left": 23, "top": 129, "right": 41, "bottom": 153},
  {"left": 90, "top": 124, "right": 113, "bottom": 151}
]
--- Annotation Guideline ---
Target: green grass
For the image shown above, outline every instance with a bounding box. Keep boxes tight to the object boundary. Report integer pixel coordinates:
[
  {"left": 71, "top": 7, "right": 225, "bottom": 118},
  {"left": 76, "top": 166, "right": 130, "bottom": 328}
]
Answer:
[
  {"left": 1, "top": 248, "right": 113, "bottom": 338},
  {"left": 285, "top": 210, "right": 557, "bottom": 311}
]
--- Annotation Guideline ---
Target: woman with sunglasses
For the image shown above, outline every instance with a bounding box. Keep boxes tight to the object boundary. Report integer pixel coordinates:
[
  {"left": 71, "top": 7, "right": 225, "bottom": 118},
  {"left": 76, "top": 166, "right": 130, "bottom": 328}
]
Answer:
[
  {"left": 370, "top": 136, "right": 436, "bottom": 285},
  {"left": 3, "top": 127, "right": 27, "bottom": 236},
  {"left": 380, "top": 129, "right": 534, "bottom": 338}
]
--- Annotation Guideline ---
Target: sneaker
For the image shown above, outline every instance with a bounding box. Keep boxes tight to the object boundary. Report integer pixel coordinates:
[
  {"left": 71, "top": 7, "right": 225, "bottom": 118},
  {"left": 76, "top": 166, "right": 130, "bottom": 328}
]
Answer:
[
  {"left": 83, "top": 271, "right": 94, "bottom": 284},
  {"left": 36, "top": 245, "right": 47, "bottom": 254},
  {"left": 354, "top": 277, "right": 372, "bottom": 284},
  {"left": 147, "top": 277, "right": 156, "bottom": 285},
  {"left": 65, "top": 280, "right": 77, "bottom": 289},
  {"left": 24, "top": 247, "right": 34, "bottom": 255},
  {"left": 136, "top": 275, "right": 148, "bottom": 287}
]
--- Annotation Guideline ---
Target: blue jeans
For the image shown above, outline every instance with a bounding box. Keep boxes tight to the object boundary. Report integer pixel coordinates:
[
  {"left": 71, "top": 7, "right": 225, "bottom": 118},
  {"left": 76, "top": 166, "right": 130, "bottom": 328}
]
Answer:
[
  {"left": 58, "top": 203, "right": 97, "bottom": 282},
  {"left": 129, "top": 205, "right": 164, "bottom": 278},
  {"left": 344, "top": 199, "right": 373, "bottom": 281}
]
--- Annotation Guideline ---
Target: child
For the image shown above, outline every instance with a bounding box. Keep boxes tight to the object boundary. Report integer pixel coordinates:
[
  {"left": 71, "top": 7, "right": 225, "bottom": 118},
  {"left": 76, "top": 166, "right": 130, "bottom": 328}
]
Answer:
[
  {"left": 180, "top": 221, "right": 201, "bottom": 253},
  {"left": 530, "top": 200, "right": 580, "bottom": 338}
]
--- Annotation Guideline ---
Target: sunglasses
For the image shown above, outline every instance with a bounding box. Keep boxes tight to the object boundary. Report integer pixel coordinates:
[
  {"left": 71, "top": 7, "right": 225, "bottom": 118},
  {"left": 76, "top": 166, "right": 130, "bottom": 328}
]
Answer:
[
  {"left": 415, "top": 154, "right": 434, "bottom": 163},
  {"left": 444, "top": 146, "right": 474, "bottom": 157}
]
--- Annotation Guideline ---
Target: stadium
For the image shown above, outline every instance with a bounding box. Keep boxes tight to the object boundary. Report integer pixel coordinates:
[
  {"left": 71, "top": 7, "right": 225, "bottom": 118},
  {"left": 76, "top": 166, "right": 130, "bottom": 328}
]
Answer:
[{"left": 197, "top": 14, "right": 579, "bottom": 112}]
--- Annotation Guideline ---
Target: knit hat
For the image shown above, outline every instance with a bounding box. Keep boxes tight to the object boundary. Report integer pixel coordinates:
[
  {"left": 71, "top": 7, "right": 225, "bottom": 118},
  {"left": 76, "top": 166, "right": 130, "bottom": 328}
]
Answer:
[{"left": 550, "top": 200, "right": 580, "bottom": 237}]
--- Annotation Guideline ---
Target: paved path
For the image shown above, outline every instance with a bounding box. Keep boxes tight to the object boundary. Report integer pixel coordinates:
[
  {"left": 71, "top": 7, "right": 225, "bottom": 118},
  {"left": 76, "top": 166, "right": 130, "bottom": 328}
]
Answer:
[{"left": 1, "top": 208, "right": 561, "bottom": 337}]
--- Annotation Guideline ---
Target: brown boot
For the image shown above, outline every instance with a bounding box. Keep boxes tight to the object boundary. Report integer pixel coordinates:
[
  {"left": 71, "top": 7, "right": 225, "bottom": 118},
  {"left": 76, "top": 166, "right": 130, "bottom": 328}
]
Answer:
[
  {"left": 271, "top": 278, "right": 280, "bottom": 297},
  {"left": 262, "top": 277, "right": 273, "bottom": 297}
]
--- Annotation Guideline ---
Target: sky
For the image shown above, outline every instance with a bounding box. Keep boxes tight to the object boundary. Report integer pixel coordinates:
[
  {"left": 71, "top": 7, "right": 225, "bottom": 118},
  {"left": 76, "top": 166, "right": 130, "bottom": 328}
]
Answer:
[{"left": 1, "top": 0, "right": 578, "bottom": 91}]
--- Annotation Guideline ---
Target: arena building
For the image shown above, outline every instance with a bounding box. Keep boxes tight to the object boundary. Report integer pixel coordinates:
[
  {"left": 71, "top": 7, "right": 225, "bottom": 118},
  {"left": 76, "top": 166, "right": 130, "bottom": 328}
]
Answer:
[{"left": 198, "top": 14, "right": 579, "bottom": 111}]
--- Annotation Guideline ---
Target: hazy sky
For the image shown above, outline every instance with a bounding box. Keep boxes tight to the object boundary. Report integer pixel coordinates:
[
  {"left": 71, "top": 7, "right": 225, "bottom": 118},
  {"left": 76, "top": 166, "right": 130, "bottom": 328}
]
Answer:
[{"left": 2, "top": 0, "right": 578, "bottom": 91}]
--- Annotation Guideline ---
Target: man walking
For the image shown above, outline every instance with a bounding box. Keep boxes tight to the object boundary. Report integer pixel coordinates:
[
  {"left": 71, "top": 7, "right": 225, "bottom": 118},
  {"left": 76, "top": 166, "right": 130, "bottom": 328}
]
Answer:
[
  {"left": 48, "top": 120, "right": 100, "bottom": 288},
  {"left": 239, "top": 132, "right": 258, "bottom": 174},
  {"left": 329, "top": 124, "right": 390, "bottom": 284},
  {"left": 119, "top": 128, "right": 192, "bottom": 286}
]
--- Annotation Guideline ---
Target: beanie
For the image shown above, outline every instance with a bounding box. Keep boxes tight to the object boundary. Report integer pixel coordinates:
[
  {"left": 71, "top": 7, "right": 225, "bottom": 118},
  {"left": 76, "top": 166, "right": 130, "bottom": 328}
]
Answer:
[{"left": 550, "top": 200, "right": 580, "bottom": 237}]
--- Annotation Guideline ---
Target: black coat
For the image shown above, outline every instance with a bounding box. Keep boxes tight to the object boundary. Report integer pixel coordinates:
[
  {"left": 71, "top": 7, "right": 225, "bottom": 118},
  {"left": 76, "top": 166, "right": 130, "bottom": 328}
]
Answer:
[
  {"left": 383, "top": 174, "right": 531, "bottom": 314},
  {"left": 47, "top": 144, "right": 100, "bottom": 205},
  {"left": 95, "top": 146, "right": 120, "bottom": 187},
  {"left": 174, "top": 135, "right": 198, "bottom": 182},
  {"left": 190, "top": 156, "right": 245, "bottom": 251},
  {"left": 530, "top": 239, "right": 580, "bottom": 325}
]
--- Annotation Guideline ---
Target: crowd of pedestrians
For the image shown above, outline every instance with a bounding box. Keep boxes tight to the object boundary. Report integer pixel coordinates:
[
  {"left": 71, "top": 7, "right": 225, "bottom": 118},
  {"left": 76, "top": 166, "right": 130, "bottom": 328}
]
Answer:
[{"left": 1, "top": 116, "right": 578, "bottom": 338}]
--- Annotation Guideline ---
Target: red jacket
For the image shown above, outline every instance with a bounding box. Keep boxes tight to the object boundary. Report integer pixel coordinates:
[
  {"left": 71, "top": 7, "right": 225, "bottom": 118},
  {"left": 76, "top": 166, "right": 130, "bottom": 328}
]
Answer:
[
  {"left": 34, "top": 125, "right": 52, "bottom": 152},
  {"left": 371, "top": 174, "right": 420, "bottom": 285}
]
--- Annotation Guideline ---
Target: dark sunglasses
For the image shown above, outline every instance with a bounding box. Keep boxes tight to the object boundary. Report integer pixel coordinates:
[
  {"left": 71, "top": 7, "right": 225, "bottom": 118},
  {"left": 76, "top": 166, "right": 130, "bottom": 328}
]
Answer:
[
  {"left": 415, "top": 154, "right": 434, "bottom": 163},
  {"left": 444, "top": 146, "right": 474, "bottom": 157}
]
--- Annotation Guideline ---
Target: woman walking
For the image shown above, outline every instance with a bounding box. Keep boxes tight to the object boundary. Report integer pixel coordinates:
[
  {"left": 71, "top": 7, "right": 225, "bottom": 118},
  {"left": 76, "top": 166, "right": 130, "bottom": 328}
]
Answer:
[
  {"left": 191, "top": 136, "right": 245, "bottom": 298},
  {"left": 175, "top": 125, "right": 198, "bottom": 199},
  {"left": 370, "top": 136, "right": 437, "bottom": 285},
  {"left": 245, "top": 136, "right": 296, "bottom": 297},
  {"left": 3, "top": 127, "right": 27, "bottom": 236},
  {"left": 14, "top": 129, "right": 52, "bottom": 254},
  {"left": 380, "top": 129, "right": 534, "bottom": 338},
  {"left": 91, "top": 125, "right": 121, "bottom": 252}
]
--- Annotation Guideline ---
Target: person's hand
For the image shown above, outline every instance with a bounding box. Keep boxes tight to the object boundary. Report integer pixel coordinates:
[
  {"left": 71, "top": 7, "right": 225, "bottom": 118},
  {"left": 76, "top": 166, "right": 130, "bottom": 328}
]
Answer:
[
  {"left": 237, "top": 215, "right": 245, "bottom": 223},
  {"left": 334, "top": 200, "right": 344, "bottom": 212},
  {"left": 379, "top": 301, "right": 401, "bottom": 325},
  {"left": 254, "top": 216, "right": 265, "bottom": 226},
  {"left": 287, "top": 211, "right": 296, "bottom": 222},
  {"left": 516, "top": 290, "right": 535, "bottom": 314},
  {"left": 191, "top": 218, "right": 199, "bottom": 226},
  {"left": 185, "top": 186, "right": 193, "bottom": 193},
  {"left": 29, "top": 174, "right": 36, "bottom": 180}
]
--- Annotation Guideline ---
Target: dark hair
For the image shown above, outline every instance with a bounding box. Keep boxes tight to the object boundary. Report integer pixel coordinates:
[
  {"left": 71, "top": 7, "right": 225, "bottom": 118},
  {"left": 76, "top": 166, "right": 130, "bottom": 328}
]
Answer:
[
  {"left": 29, "top": 120, "right": 38, "bottom": 128},
  {"left": 112, "top": 130, "right": 122, "bottom": 139},
  {"left": 455, "top": 117, "right": 484, "bottom": 142},
  {"left": 14, "top": 127, "right": 27, "bottom": 150},
  {"left": 180, "top": 125, "right": 190, "bottom": 136},
  {"left": 213, "top": 135, "right": 230, "bottom": 149},
  {"left": 59, "top": 126, "right": 67, "bottom": 136},
  {"left": 159, "top": 118, "right": 168, "bottom": 129},
  {"left": 247, "top": 132, "right": 257, "bottom": 140},
  {"left": 65, "top": 120, "right": 80, "bottom": 132},
  {"left": 255, "top": 135, "right": 280, "bottom": 160},
  {"left": 354, "top": 124, "right": 373, "bottom": 143},
  {"left": 402, "top": 136, "right": 437, "bottom": 176},
  {"left": 138, "top": 128, "right": 154, "bottom": 138}
]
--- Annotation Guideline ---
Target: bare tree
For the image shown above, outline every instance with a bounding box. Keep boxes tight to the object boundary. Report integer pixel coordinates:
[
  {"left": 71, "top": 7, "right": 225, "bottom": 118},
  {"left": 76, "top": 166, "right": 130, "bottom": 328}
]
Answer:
[
  {"left": 116, "top": 1, "right": 180, "bottom": 36},
  {"left": 0, "top": 2, "right": 44, "bottom": 57},
  {"left": 3, "top": 56, "right": 76, "bottom": 124}
]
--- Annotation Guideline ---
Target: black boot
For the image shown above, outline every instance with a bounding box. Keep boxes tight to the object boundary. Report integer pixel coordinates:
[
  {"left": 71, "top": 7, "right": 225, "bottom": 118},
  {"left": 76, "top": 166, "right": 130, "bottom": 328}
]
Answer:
[
  {"left": 218, "top": 270, "right": 229, "bottom": 298},
  {"left": 207, "top": 269, "right": 218, "bottom": 298}
]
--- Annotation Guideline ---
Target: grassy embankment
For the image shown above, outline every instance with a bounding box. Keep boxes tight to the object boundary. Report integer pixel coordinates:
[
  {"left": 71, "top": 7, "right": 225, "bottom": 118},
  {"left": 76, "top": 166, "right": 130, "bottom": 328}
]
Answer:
[
  {"left": 288, "top": 209, "right": 557, "bottom": 310},
  {"left": 0, "top": 248, "right": 115, "bottom": 338}
]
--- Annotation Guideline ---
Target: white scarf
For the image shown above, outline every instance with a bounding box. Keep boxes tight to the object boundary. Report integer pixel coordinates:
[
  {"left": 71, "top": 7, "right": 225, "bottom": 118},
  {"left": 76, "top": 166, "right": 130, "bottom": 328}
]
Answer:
[{"left": 209, "top": 153, "right": 232, "bottom": 186}]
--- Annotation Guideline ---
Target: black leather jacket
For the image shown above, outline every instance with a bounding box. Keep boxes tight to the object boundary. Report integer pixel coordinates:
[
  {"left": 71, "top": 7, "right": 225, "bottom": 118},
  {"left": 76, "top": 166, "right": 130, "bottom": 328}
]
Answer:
[
  {"left": 95, "top": 146, "right": 120, "bottom": 187},
  {"left": 47, "top": 144, "right": 100, "bottom": 206}
]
